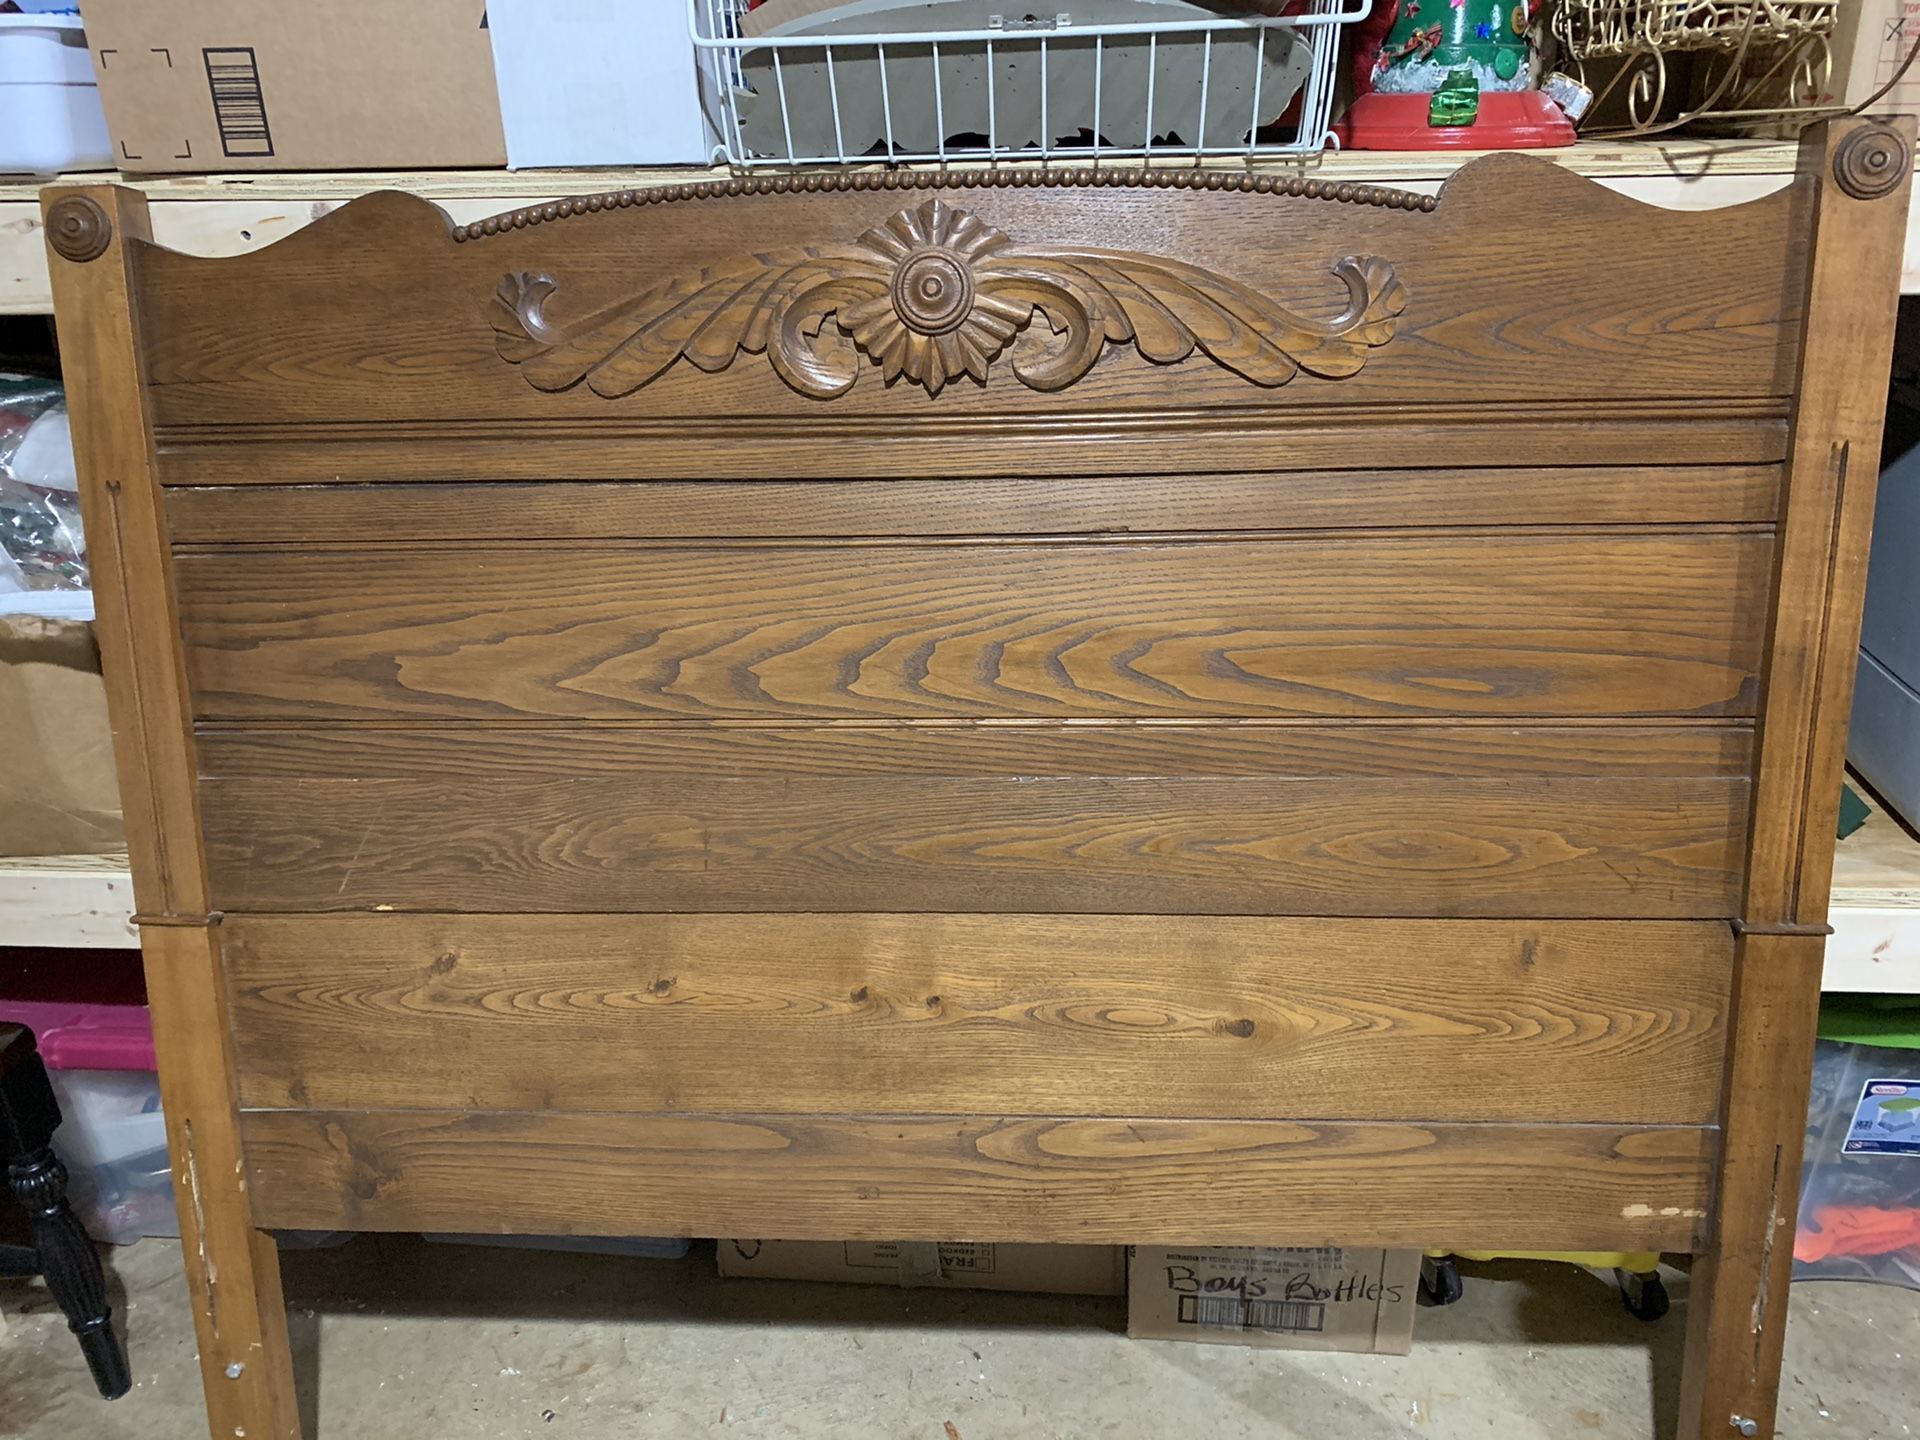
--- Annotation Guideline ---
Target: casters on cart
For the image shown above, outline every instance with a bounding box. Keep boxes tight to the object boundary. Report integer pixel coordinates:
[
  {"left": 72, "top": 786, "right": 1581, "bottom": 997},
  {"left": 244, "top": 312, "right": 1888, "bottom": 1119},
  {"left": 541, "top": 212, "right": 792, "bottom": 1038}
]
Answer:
[
  {"left": 1421, "top": 1255, "right": 1465, "bottom": 1306},
  {"left": 1421, "top": 1252, "right": 1669, "bottom": 1323},
  {"left": 1616, "top": 1268, "right": 1670, "bottom": 1323}
]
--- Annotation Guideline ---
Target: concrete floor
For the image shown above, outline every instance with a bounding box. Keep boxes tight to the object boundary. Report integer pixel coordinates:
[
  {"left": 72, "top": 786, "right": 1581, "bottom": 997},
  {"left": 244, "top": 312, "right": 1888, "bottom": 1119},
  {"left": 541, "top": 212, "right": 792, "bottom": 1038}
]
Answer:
[{"left": 1, "top": 1238, "right": 1915, "bottom": 1439}]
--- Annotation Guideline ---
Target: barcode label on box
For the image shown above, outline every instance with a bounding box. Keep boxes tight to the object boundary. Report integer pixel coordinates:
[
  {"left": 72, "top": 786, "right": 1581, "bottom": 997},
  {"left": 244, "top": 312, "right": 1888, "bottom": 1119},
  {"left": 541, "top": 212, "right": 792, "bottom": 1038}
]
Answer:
[
  {"left": 203, "top": 48, "right": 274, "bottom": 157},
  {"left": 1179, "top": 1294, "right": 1328, "bottom": 1334},
  {"left": 934, "top": 1244, "right": 995, "bottom": 1273},
  {"left": 840, "top": 1242, "right": 1000, "bottom": 1274},
  {"left": 1268, "top": 1247, "right": 1344, "bottom": 1271}
]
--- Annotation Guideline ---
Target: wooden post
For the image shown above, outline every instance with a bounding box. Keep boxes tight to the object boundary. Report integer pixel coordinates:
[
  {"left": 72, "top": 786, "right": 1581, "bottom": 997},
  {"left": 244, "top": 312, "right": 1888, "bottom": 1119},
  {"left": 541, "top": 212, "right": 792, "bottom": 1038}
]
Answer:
[
  {"left": 43, "top": 185, "right": 303, "bottom": 1440},
  {"left": 1678, "top": 116, "right": 1914, "bottom": 1440}
]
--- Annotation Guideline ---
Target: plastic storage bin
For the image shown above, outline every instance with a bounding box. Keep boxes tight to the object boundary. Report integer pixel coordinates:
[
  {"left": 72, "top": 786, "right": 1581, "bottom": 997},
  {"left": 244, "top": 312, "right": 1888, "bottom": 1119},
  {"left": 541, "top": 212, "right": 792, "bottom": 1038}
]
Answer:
[
  {"left": 0, "top": 957, "right": 178, "bottom": 1246},
  {"left": 0, "top": 12, "right": 113, "bottom": 176},
  {"left": 47, "top": 1067, "right": 177, "bottom": 1246},
  {"left": 1795, "top": 1038, "right": 1920, "bottom": 1291}
]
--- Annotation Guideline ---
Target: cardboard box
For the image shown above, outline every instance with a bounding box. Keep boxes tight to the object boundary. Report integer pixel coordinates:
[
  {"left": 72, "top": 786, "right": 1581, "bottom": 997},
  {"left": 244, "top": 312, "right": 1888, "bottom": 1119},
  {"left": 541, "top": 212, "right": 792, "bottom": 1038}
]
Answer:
[
  {"left": 718, "top": 1239, "right": 1127, "bottom": 1296},
  {"left": 487, "top": 0, "right": 720, "bottom": 167},
  {"left": 78, "top": 0, "right": 505, "bottom": 172},
  {"left": 1127, "top": 1246, "right": 1419, "bottom": 1355},
  {"left": 1831, "top": 2, "right": 1920, "bottom": 115},
  {"left": 0, "top": 616, "right": 122, "bottom": 857}
]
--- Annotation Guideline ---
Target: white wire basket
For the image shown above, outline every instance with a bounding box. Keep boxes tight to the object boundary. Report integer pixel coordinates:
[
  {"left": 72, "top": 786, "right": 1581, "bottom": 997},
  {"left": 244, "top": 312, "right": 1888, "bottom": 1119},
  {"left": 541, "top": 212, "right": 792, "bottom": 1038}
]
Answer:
[{"left": 690, "top": 0, "right": 1374, "bottom": 168}]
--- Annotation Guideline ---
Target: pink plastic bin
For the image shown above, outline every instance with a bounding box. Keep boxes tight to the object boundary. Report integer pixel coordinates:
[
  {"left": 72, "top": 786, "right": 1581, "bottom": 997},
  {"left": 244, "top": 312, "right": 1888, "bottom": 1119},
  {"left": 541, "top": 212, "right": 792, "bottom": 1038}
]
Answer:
[
  {"left": 0, "top": 948, "right": 151, "bottom": 1070},
  {"left": 0, "top": 952, "right": 175, "bottom": 1243},
  {"left": 0, "top": 999, "right": 155, "bottom": 1071}
]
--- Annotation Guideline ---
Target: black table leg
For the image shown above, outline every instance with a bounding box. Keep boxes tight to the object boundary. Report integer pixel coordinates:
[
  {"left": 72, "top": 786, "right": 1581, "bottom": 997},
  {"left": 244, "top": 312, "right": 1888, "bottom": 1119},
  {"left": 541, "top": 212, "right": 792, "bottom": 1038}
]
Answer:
[{"left": 0, "top": 1023, "right": 133, "bottom": 1400}]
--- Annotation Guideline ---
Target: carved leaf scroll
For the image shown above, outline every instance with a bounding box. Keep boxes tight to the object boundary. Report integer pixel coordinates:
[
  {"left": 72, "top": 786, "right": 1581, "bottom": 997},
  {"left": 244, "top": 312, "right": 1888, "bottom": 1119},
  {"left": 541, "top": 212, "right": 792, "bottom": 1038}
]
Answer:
[{"left": 492, "top": 199, "right": 1407, "bottom": 399}]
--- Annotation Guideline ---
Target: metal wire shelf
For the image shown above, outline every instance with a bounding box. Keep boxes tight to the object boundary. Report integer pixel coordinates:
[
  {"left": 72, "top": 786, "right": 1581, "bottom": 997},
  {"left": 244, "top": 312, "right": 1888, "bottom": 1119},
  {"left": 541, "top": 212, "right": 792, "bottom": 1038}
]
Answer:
[{"left": 690, "top": 0, "right": 1374, "bottom": 168}]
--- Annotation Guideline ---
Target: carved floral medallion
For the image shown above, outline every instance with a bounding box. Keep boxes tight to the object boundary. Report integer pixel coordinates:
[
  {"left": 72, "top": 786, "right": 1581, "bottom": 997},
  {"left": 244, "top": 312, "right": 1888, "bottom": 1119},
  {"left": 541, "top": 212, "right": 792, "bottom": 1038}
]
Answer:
[{"left": 493, "top": 199, "right": 1407, "bottom": 399}]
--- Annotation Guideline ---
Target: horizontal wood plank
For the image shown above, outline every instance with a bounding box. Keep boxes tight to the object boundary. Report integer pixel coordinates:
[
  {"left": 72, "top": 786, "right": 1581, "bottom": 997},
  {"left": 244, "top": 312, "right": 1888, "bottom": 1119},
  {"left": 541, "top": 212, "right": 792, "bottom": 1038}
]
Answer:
[
  {"left": 149, "top": 413, "right": 1791, "bottom": 484},
  {"left": 238, "top": 1107, "right": 1717, "bottom": 1251},
  {"left": 162, "top": 467, "right": 1784, "bottom": 541},
  {"left": 176, "top": 534, "right": 1772, "bottom": 722},
  {"left": 200, "top": 725, "right": 1753, "bottom": 916},
  {"left": 222, "top": 913, "right": 1733, "bottom": 1124},
  {"left": 200, "top": 772, "right": 1747, "bottom": 916},
  {"left": 193, "top": 720, "right": 1756, "bottom": 780}
]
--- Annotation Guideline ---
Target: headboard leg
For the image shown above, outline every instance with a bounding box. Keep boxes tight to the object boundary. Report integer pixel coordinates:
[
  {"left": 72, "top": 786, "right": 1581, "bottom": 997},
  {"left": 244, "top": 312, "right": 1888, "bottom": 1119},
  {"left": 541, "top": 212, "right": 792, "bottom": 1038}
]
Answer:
[
  {"left": 1677, "top": 930, "right": 1825, "bottom": 1440},
  {"left": 44, "top": 185, "right": 307, "bottom": 1440},
  {"left": 1678, "top": 115, "right": 1915, "bottom": 1440}
]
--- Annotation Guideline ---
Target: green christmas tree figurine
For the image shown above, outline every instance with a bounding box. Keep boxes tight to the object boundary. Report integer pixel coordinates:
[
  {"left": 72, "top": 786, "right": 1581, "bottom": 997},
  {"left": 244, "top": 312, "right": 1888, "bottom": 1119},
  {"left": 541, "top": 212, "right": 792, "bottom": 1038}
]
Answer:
[
  {"left": 1371, "top": 0, "right": 1538, "bottom": 97},
  {"left": 1338, "top": 0, "right": 1573, "bottom": 149}
]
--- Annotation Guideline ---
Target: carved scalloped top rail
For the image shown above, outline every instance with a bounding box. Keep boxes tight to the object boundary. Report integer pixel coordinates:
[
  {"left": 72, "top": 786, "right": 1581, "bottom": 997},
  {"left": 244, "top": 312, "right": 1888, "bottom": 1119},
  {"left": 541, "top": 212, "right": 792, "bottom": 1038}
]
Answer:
[{"left": 20, "top": 138, "right": 1908, "bottom": 318}]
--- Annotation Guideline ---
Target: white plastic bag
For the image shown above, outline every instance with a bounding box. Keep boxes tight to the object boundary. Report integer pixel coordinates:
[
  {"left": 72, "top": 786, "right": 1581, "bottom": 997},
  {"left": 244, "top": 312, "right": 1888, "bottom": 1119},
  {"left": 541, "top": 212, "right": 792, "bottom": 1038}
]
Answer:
[{"left": 0, "top": 375, "right": 85, "bottom": 591}]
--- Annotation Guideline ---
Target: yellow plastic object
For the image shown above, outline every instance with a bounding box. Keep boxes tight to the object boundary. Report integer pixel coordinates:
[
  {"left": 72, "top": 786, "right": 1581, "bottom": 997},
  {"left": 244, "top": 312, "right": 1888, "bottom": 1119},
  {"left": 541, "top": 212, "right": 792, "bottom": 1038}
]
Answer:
[{"left": 1425, "top": 1250, "right": 1661, "bottom": 1270}]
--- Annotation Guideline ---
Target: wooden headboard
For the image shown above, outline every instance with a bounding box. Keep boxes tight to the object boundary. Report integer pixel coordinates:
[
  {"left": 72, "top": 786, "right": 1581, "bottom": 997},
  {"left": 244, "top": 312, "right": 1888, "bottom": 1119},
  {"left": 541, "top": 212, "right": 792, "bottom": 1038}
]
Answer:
[{"left": 43, "top": 118, "right": 1913, "bottom": 1440}]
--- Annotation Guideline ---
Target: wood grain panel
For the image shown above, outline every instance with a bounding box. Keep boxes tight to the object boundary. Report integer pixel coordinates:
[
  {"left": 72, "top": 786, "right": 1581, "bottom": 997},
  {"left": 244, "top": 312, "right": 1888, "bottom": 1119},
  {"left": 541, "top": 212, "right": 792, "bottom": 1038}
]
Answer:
[
  {"left": 133, "top": 159, "right": 1801, "bottom": 429},
  {"left": 199, "top": 772, "right": 1746, "bottom": 916},
  {"left": 149, "top": 410, "right": 1791, "bottom": 484},
  {"left": 176, "top": 534, "right": 1772, "bottom": 722},
  {"left": 238, "top": 1107, "right": 1716, "bottom": 1251},
  {"left": 193, "top": 720, "right": 1755, "bottom": 781},
  {"left": 222, "top": 913, "right": 1732, "bottom": 1124},
  {"left": 162, "top": 467, "right": 1784, "bottom": 542}
]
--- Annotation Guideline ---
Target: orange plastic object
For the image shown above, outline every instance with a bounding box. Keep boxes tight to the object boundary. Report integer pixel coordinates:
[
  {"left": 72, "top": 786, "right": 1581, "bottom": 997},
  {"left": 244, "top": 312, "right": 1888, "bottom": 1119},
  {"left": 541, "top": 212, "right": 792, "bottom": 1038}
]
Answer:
[{"left": 1795, "top": 1206, "right": 1920, "bottom": 1262}]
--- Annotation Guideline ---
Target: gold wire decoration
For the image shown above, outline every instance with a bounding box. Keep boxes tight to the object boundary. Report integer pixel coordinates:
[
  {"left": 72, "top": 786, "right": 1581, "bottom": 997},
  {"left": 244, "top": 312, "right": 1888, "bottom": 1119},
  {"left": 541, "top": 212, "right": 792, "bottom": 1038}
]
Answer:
[
  {"left": 1557, "top": 1, "right": 1835, "bottom": 57},
  {"left": 1551, "top": 1, "right": 1853, "bottom": 137}
]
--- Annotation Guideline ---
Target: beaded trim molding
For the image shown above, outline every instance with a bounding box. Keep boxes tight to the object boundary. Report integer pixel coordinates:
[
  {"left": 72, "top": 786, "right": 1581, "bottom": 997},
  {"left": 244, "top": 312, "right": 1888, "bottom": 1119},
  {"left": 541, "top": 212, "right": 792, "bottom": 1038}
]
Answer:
[{"left": 451, "top": 168, "right": 1439, "bottom": 243}]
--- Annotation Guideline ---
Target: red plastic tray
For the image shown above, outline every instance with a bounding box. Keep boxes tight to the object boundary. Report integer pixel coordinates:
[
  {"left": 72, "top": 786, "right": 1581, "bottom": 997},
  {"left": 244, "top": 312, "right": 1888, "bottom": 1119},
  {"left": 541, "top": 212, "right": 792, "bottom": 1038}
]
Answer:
[{"left": 1336, "top": 90, "right": 1578, "bottom": 151}]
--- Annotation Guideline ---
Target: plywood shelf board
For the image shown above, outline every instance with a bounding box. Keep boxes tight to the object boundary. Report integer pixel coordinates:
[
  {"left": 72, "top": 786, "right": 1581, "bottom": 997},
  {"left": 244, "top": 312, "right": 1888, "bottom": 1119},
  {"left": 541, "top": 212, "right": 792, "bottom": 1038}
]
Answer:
[
  {"left": 1825, "top": 777, "right": 1920, "bottom": 994},
  {"left": 0, "top": 136, "right": 1809, "bottom": 202},
  {"left": 0, "top": 851, "right": 136, "bottom": 949}
]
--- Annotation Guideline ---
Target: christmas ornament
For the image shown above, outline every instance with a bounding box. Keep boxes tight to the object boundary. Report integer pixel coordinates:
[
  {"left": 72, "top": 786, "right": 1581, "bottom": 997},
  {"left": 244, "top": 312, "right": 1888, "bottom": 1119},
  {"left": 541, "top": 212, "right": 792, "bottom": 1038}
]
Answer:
[{"left": 1337, "top": 0, "right": 1576, "bottom": 149}]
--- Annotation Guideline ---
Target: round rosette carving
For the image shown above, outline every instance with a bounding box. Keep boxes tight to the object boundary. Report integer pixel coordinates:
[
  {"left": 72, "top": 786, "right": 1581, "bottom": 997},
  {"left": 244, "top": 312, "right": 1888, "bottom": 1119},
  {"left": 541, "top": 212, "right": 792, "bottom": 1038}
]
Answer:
[
  {"left": 46, "top": 196, "right": 112, "bottom": 263},
  {"left": 1834, "top": 124, "right": 1910, "bottom": 202},
  {"left": 834, "top": 202, "right": 1025, "bottom": 394}
]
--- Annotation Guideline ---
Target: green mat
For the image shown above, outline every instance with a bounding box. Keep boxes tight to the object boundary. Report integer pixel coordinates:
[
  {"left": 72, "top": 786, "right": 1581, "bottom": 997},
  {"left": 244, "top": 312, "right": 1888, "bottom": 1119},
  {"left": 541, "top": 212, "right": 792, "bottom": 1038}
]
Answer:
[{"left": 1820, "top": 994, "right": 1920, "bottom": 1050}]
